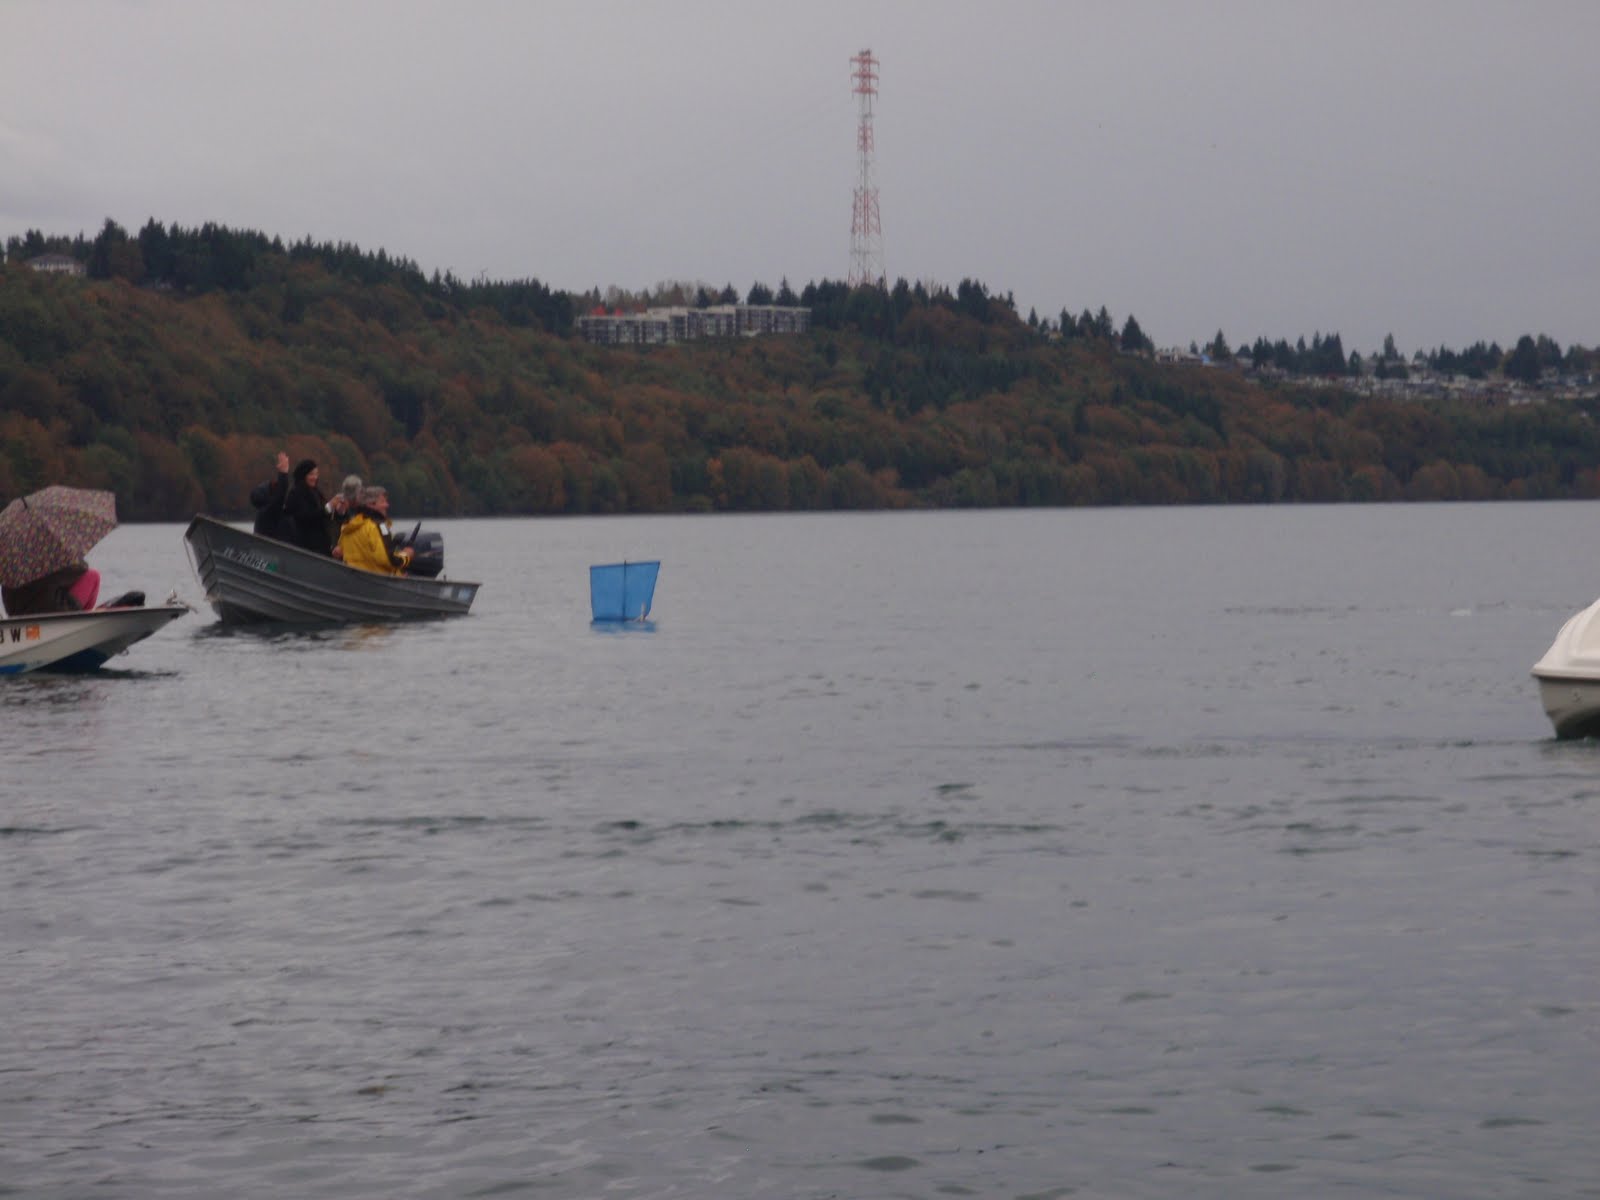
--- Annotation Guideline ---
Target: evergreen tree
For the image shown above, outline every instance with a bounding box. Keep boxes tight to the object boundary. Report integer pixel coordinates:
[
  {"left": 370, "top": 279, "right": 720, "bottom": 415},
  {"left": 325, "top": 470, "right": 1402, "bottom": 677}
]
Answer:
[
  {"left": 88, "top": 218, "right": 128, "bottom": 279},
  {"left": 1315, "top": 333, "right": 1347, "bottom": 375},
  {"left": 956, "top": 279, "right": 989, "bottom": 320},
  {"left": 1505, "top": 335, "right": 1541, "bottom": 383},
  {"left": 138, "top": 219, "right": 175, "bottom": 282}
]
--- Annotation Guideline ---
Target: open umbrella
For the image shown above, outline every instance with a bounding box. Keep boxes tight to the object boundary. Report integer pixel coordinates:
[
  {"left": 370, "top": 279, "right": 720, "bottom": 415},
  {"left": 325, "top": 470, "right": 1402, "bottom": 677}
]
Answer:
[{"left": 0, "top": 486, "right": 119, "bottom": 589}]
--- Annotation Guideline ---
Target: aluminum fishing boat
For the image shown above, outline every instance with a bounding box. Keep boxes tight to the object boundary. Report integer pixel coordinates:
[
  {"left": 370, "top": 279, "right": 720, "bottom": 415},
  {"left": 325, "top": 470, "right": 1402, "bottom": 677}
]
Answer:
[
  {"left": 184, "top": 515, "right": 479, "bottom": 625},
  {"left": 1531, "top": 595, "right": 1600, "bottom": 738},
  {"left": 0, "top": 603, "right": 187, "bottom": 675}
]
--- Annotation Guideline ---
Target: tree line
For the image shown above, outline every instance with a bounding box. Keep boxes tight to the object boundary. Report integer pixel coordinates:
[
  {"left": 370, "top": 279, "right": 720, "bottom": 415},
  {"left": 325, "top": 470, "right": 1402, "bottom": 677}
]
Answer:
[
  {"left": 4, "top": 220, "right": 1600, "bottom": 521},
  {"left": 7, "top": 219, "right": 575, "bottom": 335},
  {"left": 12, "top": 219, "right": 1592, "bottom": 382}
]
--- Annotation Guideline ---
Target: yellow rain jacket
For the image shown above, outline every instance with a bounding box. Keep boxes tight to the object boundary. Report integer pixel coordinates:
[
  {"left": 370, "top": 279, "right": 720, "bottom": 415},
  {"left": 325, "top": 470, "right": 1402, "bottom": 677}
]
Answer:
[{"left": 339, "top": 512, "right": 411, "bottom": 576}]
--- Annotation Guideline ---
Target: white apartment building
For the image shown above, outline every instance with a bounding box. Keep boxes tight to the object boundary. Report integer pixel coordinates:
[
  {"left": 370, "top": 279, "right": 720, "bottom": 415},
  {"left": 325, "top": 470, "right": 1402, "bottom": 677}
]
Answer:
[{"left": 577, "top": 304, "right": 810, "bottom": 346}]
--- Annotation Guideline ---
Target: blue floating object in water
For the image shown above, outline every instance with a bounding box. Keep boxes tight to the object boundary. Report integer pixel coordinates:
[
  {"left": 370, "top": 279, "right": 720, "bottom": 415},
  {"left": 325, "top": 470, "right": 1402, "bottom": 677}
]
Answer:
[{"left": 590, "top": 560, "right": 660, "bottom": 622}]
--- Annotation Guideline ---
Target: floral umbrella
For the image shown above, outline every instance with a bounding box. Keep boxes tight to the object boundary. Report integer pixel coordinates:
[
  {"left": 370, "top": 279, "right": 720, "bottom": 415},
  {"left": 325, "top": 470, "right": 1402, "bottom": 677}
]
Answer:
[{"left": 0, "top": 486, "right": 119, "bottom": 589}]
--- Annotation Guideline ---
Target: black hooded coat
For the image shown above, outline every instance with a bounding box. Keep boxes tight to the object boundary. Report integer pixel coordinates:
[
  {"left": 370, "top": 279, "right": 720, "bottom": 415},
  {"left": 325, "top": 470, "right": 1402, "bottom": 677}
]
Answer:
[
  {"left": 284, "top": 478, "right": 335, "bottom": 555},
  {"left": 250, "top": 470, "right": 291, "bottom": 539}
]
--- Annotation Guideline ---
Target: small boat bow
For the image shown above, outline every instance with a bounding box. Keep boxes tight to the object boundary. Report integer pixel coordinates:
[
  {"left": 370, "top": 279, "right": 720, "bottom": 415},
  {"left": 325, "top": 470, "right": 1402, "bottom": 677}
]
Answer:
[
  {"left": 0, "top": 604, "right": 187, "bottom": 675},
  {"left": 1532, "top": 595, "right": 1600, "bottom": 738}
]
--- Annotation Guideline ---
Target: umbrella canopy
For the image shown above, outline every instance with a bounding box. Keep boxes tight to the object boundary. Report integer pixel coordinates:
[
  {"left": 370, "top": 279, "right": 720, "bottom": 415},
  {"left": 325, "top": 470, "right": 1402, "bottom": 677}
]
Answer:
[{"left": 0, "top": 486, "right": 118, "bottom": 589}]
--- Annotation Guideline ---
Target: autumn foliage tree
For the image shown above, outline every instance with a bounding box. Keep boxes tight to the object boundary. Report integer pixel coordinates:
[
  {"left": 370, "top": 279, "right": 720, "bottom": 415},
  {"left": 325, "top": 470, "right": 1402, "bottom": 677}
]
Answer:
[{"left": 4, "top": 224, "right": 1600, "bottom": 519}]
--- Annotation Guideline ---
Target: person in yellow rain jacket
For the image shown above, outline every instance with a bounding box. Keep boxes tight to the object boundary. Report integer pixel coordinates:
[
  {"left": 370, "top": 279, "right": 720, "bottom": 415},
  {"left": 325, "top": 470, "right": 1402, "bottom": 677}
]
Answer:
[{"left": 338, "top": 486, "right": 413, "bottom": 575}]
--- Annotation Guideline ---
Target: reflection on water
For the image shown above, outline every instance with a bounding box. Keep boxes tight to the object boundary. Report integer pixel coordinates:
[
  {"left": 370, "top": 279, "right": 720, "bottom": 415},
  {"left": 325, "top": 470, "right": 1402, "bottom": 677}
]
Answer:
[
  {"left": 0, "top": 673, "right": 101, "bottom": 704},
  {"left": 3, "top": 507, "right": 1598, "bottom": 1199},
  {"left": 192, "top": 621, "right": 401, "bottom": 651},
  {"left": 588, "top": 619, "right": 658, "bottom": 635}
]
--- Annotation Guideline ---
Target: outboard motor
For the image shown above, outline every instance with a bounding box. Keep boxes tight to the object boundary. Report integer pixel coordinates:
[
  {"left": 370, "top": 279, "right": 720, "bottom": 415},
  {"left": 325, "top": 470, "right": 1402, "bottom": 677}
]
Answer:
[
  {"left": 407, "top": 530, "right": 445, "bottom": 578},
  {"left": 393, "top": 524, "right": 445, "bottom": 578}
]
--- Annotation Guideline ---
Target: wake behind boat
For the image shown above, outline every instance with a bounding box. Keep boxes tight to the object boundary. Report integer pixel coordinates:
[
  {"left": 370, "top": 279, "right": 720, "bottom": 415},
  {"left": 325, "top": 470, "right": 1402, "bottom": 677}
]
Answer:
[
  {"left": 184, "top": 515, "right": 479, "bottom": 625},
  {"left": 0, "top": 604, "right": 187, "bottom": 675},
  {"left": 1531, "top": 595, "right": 1600, "bottom": 738}
]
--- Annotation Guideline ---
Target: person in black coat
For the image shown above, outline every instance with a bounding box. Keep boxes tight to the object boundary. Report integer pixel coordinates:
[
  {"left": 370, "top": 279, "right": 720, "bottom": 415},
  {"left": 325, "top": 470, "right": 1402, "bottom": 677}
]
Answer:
[
  {"left": 250, "top": 451, "right": 291, "bottom": 540},
  {"left": 282, "top": 459, "right": 336, "bottom": 555}
]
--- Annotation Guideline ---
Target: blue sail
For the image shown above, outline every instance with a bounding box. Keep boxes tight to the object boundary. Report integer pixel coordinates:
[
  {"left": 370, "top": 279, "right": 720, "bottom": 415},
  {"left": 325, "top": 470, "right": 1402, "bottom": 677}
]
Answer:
[{"left": 589, "top": 560, "right": 660, "bottom": 622}]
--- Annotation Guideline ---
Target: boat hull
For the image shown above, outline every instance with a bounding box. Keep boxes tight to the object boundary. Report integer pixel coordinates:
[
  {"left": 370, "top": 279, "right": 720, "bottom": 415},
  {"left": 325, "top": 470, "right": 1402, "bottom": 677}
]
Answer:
[
  {"left": 1534, "top": 672, "right": 1600, "bottom": 740},
  {"left": 0, "top": 605, "right": 187, "bottom": 675},
  {"left": 184, "top": 515, "right": 479, "bottom": 625},
  {"left": 1532, "top": 597, "right": 1600, "bottom": 738}
]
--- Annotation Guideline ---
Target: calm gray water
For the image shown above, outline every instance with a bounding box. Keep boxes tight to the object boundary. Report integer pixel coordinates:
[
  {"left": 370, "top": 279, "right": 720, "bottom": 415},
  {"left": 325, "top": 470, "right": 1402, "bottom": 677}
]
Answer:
[{"left": 3, "top": 505, "right": 1598, "bottom": 1199}]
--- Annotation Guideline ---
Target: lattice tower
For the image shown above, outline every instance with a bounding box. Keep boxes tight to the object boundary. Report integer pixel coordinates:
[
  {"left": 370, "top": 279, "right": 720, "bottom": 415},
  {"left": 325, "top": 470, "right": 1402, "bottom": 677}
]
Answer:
[{"left": 849, "top": 49, "right": 884, "bottom": 288}]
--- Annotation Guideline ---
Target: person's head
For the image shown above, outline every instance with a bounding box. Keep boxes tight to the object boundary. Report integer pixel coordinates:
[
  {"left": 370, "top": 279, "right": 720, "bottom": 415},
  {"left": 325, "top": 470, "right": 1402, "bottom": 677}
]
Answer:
[
  {"left": 294, "top": 459, "right": 318, "bottom": 489},
  {"left": 340, "top": 474, "right": 363, "bottom": 502},
  {"left": 360, "top": 485, "right": 390, "bottom": 515}
]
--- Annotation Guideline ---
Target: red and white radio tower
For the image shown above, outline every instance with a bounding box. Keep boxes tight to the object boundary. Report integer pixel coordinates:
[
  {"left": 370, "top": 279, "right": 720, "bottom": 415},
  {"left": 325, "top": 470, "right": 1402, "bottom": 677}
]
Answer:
[{"left": 849, "top": 48, "right": 884, "bottom": 288}]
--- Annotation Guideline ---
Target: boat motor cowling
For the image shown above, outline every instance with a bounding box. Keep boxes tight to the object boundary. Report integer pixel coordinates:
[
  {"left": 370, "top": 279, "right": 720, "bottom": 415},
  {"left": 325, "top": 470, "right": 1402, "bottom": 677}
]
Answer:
[{"left": 396, "top": 528, "right": 445, "bottom": 578}]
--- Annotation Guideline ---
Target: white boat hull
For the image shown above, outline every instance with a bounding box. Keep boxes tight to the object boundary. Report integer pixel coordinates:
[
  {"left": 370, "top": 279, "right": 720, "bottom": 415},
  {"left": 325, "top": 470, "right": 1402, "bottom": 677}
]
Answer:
[
  {"left": 0, "top": 605, "right": 187, "bottom": 675},
  {"left": 1532, "top": 597, "right": 1600, "bottom": 738}
]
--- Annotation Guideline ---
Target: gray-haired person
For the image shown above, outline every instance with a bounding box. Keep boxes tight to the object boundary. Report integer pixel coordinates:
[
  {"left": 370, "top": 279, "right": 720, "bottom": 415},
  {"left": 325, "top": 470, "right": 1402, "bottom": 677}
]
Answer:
[
  {"left": 337, "top": 485, "right": 413, "bottom": 575},
  {"left": 323, "top": 474, "right": 364, "bottom": 560},
  {"left": 333, "top": 474, "right": 362, "bottom": 518}
]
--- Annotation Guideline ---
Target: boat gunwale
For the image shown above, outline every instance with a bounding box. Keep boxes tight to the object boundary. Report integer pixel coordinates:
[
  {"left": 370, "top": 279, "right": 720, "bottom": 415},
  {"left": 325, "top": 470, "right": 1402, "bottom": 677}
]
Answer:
[
  {"left": 1531, "top": 668, "right": 1600, "bottom": 683},
  {"left": 1, "top": 604, "right": 188, "bottom": 626}
]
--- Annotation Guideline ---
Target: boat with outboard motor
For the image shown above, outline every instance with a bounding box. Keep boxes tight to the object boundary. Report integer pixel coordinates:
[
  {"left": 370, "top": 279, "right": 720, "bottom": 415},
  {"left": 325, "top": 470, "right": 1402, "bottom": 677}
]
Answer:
[
  {"left": 183, "top": 514, "right": 479, "bottom": 625},
  {"left": 1531, "top": 595, "right": 1600, "bottom": 738},
  {"left": 0, "top": 602, "right": 188, "bottom": 675}
]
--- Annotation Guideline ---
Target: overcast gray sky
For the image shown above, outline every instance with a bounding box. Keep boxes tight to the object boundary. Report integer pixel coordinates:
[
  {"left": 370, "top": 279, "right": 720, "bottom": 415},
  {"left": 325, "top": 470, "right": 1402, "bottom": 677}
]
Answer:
[{"left": 5, "top": 0, "right": 1597, "bottom": 357}]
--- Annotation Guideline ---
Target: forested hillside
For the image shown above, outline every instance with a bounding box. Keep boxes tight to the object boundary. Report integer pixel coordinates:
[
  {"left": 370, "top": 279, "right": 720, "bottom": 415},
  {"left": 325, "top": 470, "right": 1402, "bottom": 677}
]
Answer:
[{"left": 4, "top": 223, "right": 1600, "bottom": 521}]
